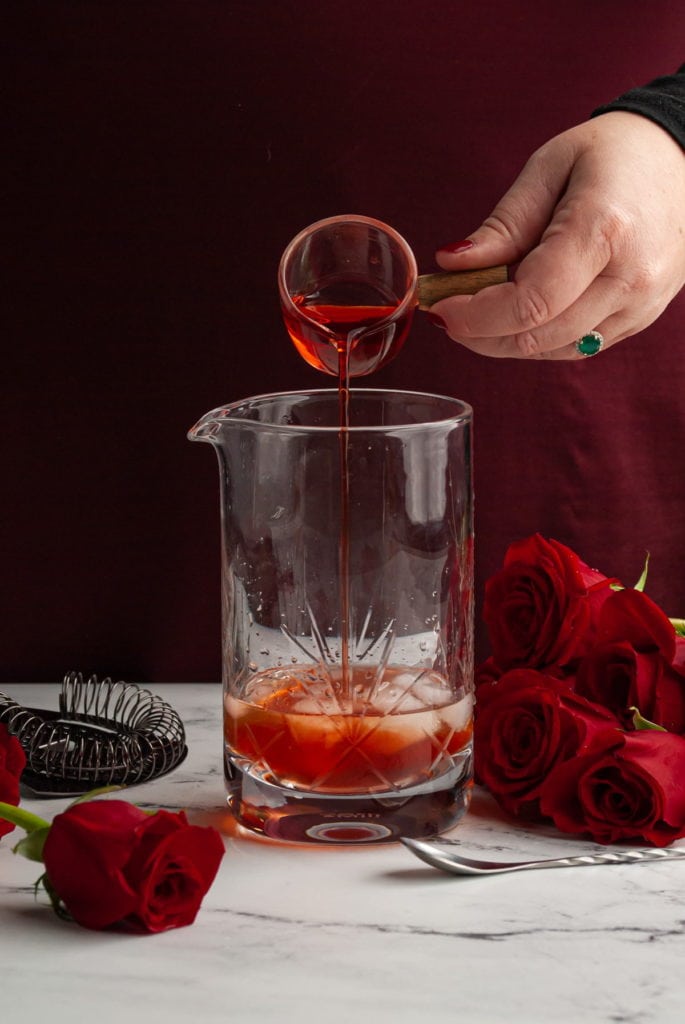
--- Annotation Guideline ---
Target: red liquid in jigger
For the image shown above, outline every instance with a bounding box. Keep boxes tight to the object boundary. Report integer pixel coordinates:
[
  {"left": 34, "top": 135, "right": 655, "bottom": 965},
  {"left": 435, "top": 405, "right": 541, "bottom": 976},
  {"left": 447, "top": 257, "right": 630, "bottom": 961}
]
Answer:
[{"left": 282, "top": 279, "right": 413, "bottom": 377}]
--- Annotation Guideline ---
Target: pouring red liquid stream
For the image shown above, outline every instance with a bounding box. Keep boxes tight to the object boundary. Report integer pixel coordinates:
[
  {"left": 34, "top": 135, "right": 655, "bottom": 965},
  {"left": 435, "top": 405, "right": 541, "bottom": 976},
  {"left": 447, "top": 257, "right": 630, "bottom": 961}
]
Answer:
[{"left": 282, "top": 278, "right": 414, "bottom": 691}]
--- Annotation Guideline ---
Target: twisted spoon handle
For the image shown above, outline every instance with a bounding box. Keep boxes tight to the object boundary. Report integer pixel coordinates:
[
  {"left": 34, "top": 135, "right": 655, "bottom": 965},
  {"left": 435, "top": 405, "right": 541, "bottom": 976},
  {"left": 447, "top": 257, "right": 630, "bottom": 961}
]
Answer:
[
  {"left": 402, "top": 837, "right": 685, "bottom": 875},
  {"left": 541, "top": 848, "right": 685, "bottom": 870}
]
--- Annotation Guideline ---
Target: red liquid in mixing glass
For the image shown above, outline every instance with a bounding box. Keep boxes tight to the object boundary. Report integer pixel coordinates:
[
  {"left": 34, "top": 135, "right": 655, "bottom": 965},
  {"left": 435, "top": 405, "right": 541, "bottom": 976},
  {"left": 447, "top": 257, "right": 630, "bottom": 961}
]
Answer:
[{"left": 226, "top": 665, "right": 473, "bottom": 794}]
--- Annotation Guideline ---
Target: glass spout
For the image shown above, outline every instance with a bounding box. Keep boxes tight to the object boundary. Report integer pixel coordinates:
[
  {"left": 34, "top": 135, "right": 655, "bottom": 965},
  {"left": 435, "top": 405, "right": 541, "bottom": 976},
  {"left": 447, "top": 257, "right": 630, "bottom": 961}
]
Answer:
[{"left": 187, "top": 405, "right": 230, "bottom": 445}]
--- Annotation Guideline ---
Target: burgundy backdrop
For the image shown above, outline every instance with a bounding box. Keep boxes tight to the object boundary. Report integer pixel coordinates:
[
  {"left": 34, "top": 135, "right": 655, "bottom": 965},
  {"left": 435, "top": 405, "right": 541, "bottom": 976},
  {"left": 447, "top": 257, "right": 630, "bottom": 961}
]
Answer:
[{"left": 4, "top": 2, "right": 685, "bottom": 682}]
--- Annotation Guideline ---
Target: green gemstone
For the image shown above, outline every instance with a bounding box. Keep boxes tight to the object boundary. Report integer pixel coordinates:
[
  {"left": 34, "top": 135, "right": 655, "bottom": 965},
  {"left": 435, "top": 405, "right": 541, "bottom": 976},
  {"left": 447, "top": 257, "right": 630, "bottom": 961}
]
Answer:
[{"left": 576, "top": 332, "right": 602, "bottom": 356}]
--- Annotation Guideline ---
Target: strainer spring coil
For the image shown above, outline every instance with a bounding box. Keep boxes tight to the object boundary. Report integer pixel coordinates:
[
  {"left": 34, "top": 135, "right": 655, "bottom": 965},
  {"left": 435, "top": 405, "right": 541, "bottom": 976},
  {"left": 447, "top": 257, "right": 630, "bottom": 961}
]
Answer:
[{"left": 0, "top": 672, "right": 188, "bottom": 795}]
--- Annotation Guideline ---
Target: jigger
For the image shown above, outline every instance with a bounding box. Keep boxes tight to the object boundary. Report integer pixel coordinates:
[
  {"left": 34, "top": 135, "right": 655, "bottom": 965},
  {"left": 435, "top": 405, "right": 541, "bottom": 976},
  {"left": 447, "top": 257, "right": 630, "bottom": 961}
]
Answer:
[{"left": 278, "top": 214, "right": 507, "bottom": 376}]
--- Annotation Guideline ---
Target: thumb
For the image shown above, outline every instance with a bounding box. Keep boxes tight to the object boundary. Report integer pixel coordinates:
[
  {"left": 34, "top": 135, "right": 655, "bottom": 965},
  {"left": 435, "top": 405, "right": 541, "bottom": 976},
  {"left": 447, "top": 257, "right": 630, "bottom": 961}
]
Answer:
[{"left": 435, "top": 133, "right": 578, "bottom": 271}]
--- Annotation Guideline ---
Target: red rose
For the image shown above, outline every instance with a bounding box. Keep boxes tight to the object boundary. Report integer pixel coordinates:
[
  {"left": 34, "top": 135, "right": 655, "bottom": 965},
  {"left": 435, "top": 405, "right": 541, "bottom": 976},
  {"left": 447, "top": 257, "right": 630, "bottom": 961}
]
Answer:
[
  {"left": 539, "top": 729, "right": 685, "bottom": 846},
  {"left": 0, "top": 724, "right": 26, "bottom": 838},
  {"left": 655, "top": 638, "right": 685, "bottom": 730},
  {"left": 42, "top": 799, "right": 224, "bottom": 932},
  {"left": 576, "top": 589, "right": 685, "bottom": 731},
  {"left": 576, "top": 640, "right": 685, "bottom": 733},
  {"left": 474, "top": 669, "right": 617, "bottom": 818},
  {"left": 483, "top": 534, "right": 615, "bottom": 672}
]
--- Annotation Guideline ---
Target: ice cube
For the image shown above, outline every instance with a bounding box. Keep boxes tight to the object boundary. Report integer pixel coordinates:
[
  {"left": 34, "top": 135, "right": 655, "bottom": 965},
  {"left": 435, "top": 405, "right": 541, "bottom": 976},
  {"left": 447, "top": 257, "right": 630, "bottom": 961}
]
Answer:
[
  {"left": 440, "top": 692, "right": 474, "bottom": 731},
  {"left": 377, "top": 690, "right": 427, "bottom": 714},
  {"left": 292, "top": 697, "right": 328, "bottom": 716}
]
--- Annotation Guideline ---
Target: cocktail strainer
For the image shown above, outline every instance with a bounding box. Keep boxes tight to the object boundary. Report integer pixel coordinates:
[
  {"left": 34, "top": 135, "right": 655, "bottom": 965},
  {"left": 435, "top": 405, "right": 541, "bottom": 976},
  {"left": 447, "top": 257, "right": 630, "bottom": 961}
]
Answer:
[{"left": 0, "top": 672, "right": 188, "bottom": 796}]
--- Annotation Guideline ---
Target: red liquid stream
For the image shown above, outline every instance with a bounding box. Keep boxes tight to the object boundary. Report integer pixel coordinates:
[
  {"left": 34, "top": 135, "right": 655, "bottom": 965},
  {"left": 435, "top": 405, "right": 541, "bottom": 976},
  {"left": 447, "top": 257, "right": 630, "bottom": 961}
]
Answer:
[
  {"left": 338, "top": 341, "right": 351, "bottom": 690},
  {"left": 283, "top": 282, "right": 412, "bottom": 693}
]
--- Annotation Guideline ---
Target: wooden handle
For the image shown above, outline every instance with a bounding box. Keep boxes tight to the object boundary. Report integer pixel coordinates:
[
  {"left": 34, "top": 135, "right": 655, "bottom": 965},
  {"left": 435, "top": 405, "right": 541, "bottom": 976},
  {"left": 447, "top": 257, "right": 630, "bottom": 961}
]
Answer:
[{"left": 416, "top": 266, "right": 508, "bottom": 309}]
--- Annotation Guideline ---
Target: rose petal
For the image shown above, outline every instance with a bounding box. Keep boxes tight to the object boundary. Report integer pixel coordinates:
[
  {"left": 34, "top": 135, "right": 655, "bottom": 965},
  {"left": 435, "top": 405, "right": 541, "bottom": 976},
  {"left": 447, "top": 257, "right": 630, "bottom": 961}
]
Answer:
[{"left": 598, "top": 589, "right": 676, "bottom": 661}]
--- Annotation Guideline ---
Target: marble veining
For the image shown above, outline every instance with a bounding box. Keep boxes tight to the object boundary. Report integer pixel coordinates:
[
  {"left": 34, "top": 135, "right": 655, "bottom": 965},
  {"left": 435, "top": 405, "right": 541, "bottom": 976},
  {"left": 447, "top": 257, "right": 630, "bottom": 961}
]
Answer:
[{"left": 2, "top": 683, "right": 685, "bottom": 1024}]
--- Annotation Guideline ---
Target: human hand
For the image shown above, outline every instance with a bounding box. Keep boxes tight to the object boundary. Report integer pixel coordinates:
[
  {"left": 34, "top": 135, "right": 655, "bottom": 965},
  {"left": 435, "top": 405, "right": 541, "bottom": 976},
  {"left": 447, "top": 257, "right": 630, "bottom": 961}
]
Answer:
[{"left": 430, "top": 112, "right": 685, "bottom": 359}]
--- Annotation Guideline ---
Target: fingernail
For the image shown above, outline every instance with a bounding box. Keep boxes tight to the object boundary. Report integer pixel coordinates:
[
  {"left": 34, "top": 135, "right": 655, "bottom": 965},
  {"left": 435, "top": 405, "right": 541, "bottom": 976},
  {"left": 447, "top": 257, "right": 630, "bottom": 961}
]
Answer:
[
  {"left": 427, "top": 312, "right": 448, "bottom": 330},
  {"left": 436, "top": 240, "right": 474, "bottom": 255}
]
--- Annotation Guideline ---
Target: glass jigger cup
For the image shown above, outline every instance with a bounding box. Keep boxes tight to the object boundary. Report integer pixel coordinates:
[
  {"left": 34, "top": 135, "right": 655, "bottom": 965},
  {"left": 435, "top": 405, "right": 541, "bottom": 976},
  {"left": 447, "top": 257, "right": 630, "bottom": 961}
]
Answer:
[
  {"left": 278, "top": 213, "right": 507, "bottom": 377},
  {"left": 189, "top": 388, "right": 474, "bottom": 844}
]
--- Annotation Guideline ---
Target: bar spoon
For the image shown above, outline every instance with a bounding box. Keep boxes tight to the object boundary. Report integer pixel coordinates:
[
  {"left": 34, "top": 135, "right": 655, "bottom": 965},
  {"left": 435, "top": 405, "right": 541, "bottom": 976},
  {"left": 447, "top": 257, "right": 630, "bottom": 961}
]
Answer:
[{"left": 401, "top": 837, "right": 685, "bottom": 876}]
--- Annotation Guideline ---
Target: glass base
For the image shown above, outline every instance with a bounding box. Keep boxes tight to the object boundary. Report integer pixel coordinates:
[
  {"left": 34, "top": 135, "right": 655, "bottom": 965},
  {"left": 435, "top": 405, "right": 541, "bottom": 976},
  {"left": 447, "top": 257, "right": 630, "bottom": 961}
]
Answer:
[{"left": 225, "top": 747, "right": 473, "bottom": 844}]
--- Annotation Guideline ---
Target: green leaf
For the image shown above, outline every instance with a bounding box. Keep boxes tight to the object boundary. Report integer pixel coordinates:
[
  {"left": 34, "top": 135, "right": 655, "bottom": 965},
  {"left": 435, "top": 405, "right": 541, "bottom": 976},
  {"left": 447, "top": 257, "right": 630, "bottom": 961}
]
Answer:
[
  {"left": 629, "top": 706, "right": 666, "bottom": 732},
  {"left": 13, "top": 826, "right": 50, "bottom": 863},
  {"left": 634, "top": 553, "right": 650, "bottom": 592},
  {"left": 670, "top": 618, "right": 685, "bottom": 638},
  {"left": 0, "top": 801, "right": 50, "bottom": 834}
]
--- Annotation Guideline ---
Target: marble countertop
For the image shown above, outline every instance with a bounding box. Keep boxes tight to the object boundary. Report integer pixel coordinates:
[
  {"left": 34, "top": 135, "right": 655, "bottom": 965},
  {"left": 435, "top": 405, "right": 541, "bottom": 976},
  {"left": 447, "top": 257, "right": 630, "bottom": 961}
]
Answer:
[{"left": 2, "top": 683, "right": 684, "bottom": 1024}]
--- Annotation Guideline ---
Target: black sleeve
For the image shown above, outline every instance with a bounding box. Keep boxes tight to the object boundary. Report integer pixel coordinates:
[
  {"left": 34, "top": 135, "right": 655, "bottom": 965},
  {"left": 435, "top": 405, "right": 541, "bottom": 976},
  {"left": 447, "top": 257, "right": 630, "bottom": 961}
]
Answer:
[{"left": 591, "top": 64, "right": 685, "bottom": 150}]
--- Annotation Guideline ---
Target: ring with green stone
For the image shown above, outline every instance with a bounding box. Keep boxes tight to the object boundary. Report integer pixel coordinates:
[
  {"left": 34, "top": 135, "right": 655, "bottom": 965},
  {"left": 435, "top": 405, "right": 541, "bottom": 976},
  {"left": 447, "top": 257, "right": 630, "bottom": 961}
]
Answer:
[{"left": 575, "top": 331, "right": 604, "bottom": 357}]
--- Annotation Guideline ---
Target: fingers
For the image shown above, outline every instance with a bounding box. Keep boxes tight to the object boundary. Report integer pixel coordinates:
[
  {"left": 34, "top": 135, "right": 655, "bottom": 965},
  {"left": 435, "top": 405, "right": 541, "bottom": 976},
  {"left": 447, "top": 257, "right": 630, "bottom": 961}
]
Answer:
[
  {"left": 431, "top": 113, "right": 685, "bottom": 360},
  {"left": 427, "top": 273, "right": 624, "bottom": 360},
  {"left": 432, "top": 189, "right": 616, "bottom": 342},
  {"left": 435, "top": 133, "right": 577, "bottom": 272},
  {"left": 431, "top": 132, "right": 617, "bottom": 346}
]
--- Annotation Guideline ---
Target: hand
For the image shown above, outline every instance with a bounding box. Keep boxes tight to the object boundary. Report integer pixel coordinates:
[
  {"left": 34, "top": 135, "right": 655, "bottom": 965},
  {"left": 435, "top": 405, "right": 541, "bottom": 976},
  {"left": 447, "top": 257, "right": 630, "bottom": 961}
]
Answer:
[{"left": 430, "top": 112, "right": 685, "bottom": 359}]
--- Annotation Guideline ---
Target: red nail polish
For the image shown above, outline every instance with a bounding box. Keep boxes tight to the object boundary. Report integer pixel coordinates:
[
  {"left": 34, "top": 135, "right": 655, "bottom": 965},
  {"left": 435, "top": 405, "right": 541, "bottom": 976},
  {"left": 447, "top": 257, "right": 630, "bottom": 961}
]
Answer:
[
  {"left": 427, "top": 312, "right": 448, "bottom": 330},
  {"left": 437, "top": 240, "right": 474, "bottom": 255}
]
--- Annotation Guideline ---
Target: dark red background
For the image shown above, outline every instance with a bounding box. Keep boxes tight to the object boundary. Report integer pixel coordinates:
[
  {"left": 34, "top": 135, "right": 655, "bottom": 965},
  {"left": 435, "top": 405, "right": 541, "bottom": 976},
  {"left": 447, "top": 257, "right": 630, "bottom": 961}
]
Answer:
[{"left": 4, "top": 2, "right": 685, "bottom": 682}]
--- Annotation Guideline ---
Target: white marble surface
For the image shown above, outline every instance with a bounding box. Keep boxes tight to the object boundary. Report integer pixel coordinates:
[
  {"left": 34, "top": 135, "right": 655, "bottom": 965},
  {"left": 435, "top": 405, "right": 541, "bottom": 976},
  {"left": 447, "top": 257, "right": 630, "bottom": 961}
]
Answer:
[{"left": 2, "top": 683, "right": 685, "bottom": 1023}]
